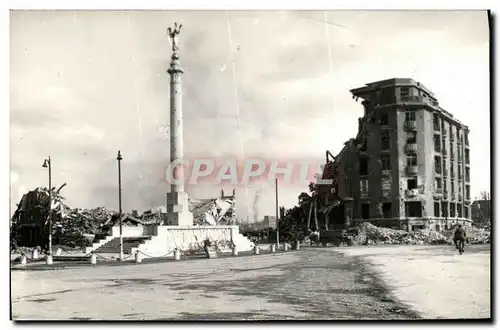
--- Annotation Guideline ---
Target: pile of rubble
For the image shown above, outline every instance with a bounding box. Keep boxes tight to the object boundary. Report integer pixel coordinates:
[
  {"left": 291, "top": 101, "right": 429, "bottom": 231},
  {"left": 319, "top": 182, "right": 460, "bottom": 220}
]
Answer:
[
  {"left": 10, "top": 185, "right": 165, "bottom": 249},
  {"left": 352, "top": 223, "right": 447, "bottom": 246},
  {"left": 53, "top": 206, "right": 115, "bottom": 247},
  {"left": 351, "top": 223, "right": 491, "bottom": 246}
]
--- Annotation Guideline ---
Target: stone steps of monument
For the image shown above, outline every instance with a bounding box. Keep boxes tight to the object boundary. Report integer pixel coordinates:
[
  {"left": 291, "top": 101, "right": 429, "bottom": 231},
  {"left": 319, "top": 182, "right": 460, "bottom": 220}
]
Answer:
[{"left": 95, "top": 236, "right": 152, "bottom": 254}]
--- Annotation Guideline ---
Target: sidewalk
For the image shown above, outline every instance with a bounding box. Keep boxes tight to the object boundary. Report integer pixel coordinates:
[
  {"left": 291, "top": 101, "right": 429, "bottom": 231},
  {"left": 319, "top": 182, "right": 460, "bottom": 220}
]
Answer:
[{"left": 11, "top": 244, "right": 297, "bottom": 271}]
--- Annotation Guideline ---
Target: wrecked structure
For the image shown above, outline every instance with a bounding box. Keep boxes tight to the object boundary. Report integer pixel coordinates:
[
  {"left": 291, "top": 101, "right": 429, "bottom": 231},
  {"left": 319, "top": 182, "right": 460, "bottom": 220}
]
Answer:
[
  {"left": 321, "top": 78, "right": 472, "bottom": 232},
  {"left": 471, "top": 198, "right": 491, "bottom": 227},
  {"left": 189, "top": 189, "right": 236, "bottom": 226},
  {"left": 10, "top": 186, "right": 238, "bottom": 249},
  {"left": 10, "top": 184, "right": 71, "bottom": 248},
  {"left": 10, "top": 184, "right": 113, "bottom": 249}
]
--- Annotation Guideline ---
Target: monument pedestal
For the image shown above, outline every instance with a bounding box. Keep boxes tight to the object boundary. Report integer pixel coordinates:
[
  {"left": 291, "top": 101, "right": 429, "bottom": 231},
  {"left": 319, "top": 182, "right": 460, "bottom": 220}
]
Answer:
[{"left": 166, "top": 191, "right": 193, "bottom": 226}]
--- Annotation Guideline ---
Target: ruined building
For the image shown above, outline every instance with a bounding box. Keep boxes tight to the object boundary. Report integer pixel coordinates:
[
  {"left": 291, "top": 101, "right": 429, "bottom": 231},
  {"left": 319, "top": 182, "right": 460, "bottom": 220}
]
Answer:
[
  {"left": 188, "top": 189, "right": 237, "bottom": 226},
  {"left": 322, "top": 78, "right": 472, "bottom": 232},
  {"left": 471, "top": 198, "right": 491, "bottom": 226}
]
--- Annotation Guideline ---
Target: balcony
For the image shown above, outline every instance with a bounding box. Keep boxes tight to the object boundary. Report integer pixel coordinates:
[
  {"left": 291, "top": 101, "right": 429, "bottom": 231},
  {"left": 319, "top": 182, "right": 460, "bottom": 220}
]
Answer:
[
  {"left": 404, "top": 120, "right": 417, "bottom": 131},
  {"left": 443, "top": 190, "right": 448, "bottom": 200},
  {"left": 400, "top": 95, "right": 439, "bottom": 109},
  {"left": 400, "top": 95, "right": 422, "bottom": 103},
  {"left": 433, "top": 124, "right": 440, "bottom": 132},
  {"left": 406, "top": 165, "right": 418, "bottom": 175},
  {"left": 405, "top": 189, "right": 419, "bottom": 198},
  {"left": 405, "top": 143, "right": 417, "bottom": 154},
  {"left": 458, "top": 195, "right": 463, "bottom": 202}
]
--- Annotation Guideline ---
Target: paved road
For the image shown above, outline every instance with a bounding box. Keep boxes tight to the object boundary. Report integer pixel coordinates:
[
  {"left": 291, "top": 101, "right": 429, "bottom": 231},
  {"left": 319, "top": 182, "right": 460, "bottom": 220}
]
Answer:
[
  {"left": 337, "top": 244, "right": 491, "bottom": 319},
  {"left": 11, "top": 245, "right": 490, "bottom": 320},
  {"left": 11, "top": 249, "right": 417, "bottom": 320}
]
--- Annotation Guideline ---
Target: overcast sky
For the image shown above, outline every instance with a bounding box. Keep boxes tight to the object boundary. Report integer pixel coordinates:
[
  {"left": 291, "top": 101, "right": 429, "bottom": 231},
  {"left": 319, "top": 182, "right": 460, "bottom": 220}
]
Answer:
[{"left": 10, "top": 10, "right": 490, "bottom": 221}]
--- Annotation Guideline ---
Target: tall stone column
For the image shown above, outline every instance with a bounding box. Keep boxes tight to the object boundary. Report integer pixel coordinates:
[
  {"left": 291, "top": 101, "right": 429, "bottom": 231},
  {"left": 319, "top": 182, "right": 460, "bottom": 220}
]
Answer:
[
  {"left": 168, "top": 50, "right": 184, "bottom": 193},
  {"left": 165, "top": 22, "right": 193, "bottom": 226}
]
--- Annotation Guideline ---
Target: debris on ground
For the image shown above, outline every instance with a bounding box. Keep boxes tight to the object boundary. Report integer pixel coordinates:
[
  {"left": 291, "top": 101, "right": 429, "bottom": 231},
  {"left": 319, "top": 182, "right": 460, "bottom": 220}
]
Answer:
[
  {"left": 351, "top": 223, "right": 410, "bottom": 245},
  {"left": 350, "top": 223, "right": 489, "bottom": 246},
  {"left": 10, "top": 186, "right": 163, "bottom": 250}
]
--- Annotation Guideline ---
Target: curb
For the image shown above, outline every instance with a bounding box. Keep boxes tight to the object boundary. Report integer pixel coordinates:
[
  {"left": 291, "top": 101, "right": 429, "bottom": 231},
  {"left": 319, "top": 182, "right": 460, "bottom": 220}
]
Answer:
[{"left": 10, "top": 249, "right": 301, "bottom": 272}]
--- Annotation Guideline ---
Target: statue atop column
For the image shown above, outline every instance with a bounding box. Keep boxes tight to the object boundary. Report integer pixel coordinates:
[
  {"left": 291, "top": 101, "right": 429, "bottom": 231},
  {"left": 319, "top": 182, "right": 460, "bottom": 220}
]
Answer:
[{"left": 167, "top": 22, "right": 182, "bottom": 55}]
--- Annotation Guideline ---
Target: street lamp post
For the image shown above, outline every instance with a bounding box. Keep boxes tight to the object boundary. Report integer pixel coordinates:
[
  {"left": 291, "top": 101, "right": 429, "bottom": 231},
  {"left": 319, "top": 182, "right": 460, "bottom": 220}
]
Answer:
[
  {"left": 275, "top": 178, "right": 280, "bottom": 249},
  {"left": 117, "top": 150, "right": 124, "bottom": 261},
  {"left": 42, "top": 157, "right": 52, "bottom": 256}
]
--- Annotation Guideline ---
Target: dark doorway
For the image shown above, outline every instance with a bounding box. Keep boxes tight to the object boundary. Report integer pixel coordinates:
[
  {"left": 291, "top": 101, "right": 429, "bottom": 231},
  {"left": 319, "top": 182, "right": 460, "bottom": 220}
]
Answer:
[
  {"left": 382, "top": 203, "right": 392, "bottom": 218},
  {"left": 434, "top": 202, "right": 440, "bottom": 217},
  {"left": 328, "top": 203, "right": 346, "bottom": 230},
  {"left": 450, "top": 202, "right": 456, "bottom": 218},
  {"left": 361, "top": 203, "right": 370, "bottom": 219},
  {"left": 441, "top": 202, "right": 449, "bottom": 218},
  {"left": 405, "top": 201, "right": 422, "bottom": 217}
]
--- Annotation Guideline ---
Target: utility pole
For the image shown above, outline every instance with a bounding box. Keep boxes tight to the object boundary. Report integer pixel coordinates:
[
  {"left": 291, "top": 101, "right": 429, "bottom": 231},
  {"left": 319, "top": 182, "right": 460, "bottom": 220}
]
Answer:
[
  {"left": 117, "top": 150, "right": 124, "bottom": 261},
  {"left": 42, "top": 157, "right": 52, "bottom": 256},
  {"left": 275, "top": 178, "right": 280, "bottom": 248}
]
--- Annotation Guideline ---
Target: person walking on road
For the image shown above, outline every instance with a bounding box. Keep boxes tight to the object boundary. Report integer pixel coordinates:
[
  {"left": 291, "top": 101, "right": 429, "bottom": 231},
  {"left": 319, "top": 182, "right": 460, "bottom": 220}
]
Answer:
[
  {"left": 203, "top": 238, "right": 211, "bottom": 258},
  {"left": 453, "top": 224, "right": 467, "bottom": 251}
]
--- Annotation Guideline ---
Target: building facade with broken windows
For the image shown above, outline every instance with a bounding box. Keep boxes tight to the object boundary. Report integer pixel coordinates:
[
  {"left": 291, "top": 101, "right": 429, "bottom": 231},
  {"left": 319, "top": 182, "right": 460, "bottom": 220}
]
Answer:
[{"left": 323, "top": 78, "right": 472, "bottom": 232}]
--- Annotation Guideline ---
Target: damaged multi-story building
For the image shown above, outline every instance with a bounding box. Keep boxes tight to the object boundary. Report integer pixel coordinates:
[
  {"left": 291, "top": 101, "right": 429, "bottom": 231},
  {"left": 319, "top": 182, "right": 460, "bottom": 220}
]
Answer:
[{"left": 322, "top": 78, "right": 472, "bottom": 232}]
